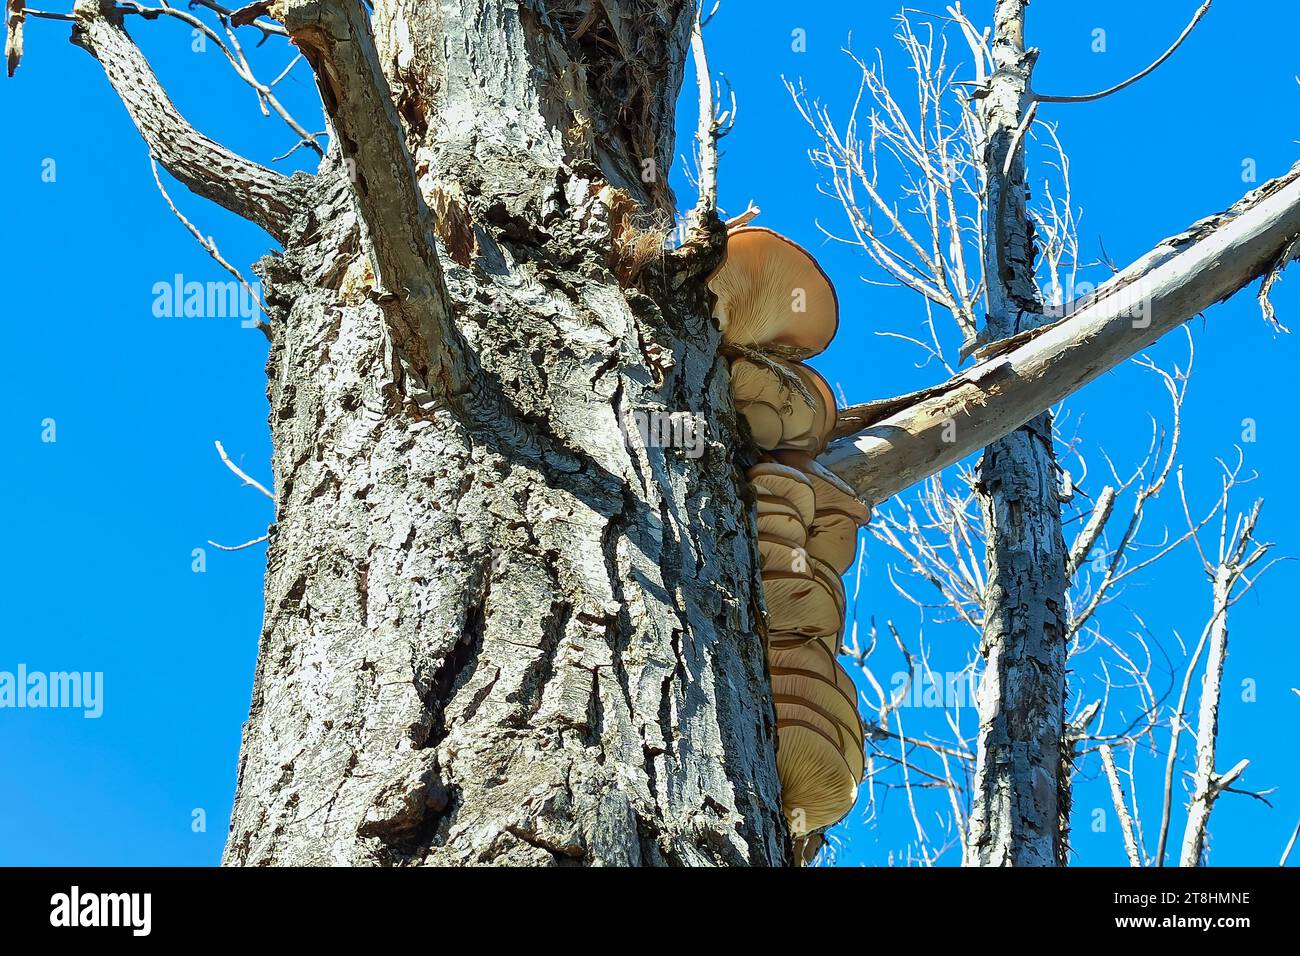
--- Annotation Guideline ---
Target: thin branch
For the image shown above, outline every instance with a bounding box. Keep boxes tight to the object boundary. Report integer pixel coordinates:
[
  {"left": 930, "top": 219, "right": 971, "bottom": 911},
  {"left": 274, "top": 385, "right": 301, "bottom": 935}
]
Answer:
[
  {"left": 1034, "top": 1, "right": 1212, "bottom": 104},
  {"left": 208, "top": 534, "right": 270, "bottom": 551},
  {"left": 1067, "top": 484, "right": 1116, "bottom": 578},
  {"left": 1100, "top": 744, "right": 1142, "bottom": 866},
  {"left": 214, "top": 440, "right": 274, "bottom": 501},
  {"left": 149, "top": 155, "right": 270, "bottom": 339},
  {"left": 687, "top": 3, "right": 719, "bottom": 227}
]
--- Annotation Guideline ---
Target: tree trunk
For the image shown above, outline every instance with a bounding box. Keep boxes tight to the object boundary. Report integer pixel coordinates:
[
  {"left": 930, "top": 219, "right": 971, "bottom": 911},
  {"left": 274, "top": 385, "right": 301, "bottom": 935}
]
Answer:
[
  {"left": 220, "top": 0, "right": 788, "bottom": 867},
  {"left": 963, "top": 0, "right": 1070, "bottom": 867}
]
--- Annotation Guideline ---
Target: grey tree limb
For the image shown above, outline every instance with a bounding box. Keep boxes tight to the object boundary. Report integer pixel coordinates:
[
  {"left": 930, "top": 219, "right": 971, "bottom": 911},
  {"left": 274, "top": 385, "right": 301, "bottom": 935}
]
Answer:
[
  {"left": 69, "top": 0, "right": 301, "bottom": 240},
  {"left": 961, "top": 0, "right": 1070, "bottom": 868}
]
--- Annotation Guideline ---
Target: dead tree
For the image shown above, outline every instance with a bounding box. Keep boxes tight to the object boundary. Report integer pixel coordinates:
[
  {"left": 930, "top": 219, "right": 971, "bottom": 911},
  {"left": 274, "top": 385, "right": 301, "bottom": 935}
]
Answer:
[
  {"left": 793, "top": 0, "right": 1295, "bottom": 865},
  {"left": 7, "top": 0, "right": 1298, "bottom": 865}
]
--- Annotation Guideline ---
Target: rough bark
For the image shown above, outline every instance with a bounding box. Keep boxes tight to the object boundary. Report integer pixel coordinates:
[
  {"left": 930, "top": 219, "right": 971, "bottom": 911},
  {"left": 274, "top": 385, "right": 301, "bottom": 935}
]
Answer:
[
  {"left": 962, "top": 0, "right": 1069, "bottom": 868},
  {"left": 70, "top": 0, "right": 302, "bottom": 240},
  {"left": 214, "top": 0, "right": 789, "bottom": 866}
]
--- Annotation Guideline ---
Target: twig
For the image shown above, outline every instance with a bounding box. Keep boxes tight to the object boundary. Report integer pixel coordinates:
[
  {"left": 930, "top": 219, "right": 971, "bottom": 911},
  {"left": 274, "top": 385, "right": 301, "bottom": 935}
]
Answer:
[
  {"left": 208, "top": 534, "right": 270, "bottom": 551},
  {"left": 214, "top": 439, "right": 274, "bottom": 500},
  {"left": 1035, "top": 1, "right": 1212, "bottom": 104},
  {"left": 1281, "top": 818, "right": 1300, "bottom": 867},
  {"left": 149, "top": 155, "right": 271, "bottom": 339}
]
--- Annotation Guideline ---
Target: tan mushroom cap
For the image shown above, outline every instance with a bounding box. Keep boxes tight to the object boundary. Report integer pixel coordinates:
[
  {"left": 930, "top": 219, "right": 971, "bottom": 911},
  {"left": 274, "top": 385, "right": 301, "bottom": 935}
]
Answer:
[
  {"left": 756, "top": 495, "right": 809, "bottom": 546},
  {"left": 769, "top": 642, "right": 865, "bottom": 784},
  {"left": 758, "top": 535, "right": 812, "bottom": 577},
  {"left": 747, "top": 462, "right": 815, "bottom": 526},
  {"left": 774, "top": 714, "right": 859, "bottom": 835},
  {"left": 771, "top": 450, "right": 872, "bottom": 527},
  {"left": 806, "top": 511, "right": 861, "bottom": 575},
  {"left": 738, "top": 400, "right": 784, "bottom": 448},
  {"left": 762, "top": 570, "right": 843, "bottom": 652},
  {"left": 708, "top": 227, "right": 839, "bottom": 359},
  {"left": 731, "top": 359, "right": 835, "bottom": 454}
]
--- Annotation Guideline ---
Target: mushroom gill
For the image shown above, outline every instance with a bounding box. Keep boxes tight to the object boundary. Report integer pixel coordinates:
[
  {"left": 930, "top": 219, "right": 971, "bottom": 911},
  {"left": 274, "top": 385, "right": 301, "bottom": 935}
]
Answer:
[{"left": 708, "top": 227, "right": 839, "bottom": 359}]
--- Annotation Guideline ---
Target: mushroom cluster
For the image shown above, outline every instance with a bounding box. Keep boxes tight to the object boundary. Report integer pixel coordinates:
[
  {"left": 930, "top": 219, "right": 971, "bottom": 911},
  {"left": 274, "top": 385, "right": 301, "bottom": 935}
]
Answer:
[{"left": 710, "top": 227, "right": 871, "bottom": 839}]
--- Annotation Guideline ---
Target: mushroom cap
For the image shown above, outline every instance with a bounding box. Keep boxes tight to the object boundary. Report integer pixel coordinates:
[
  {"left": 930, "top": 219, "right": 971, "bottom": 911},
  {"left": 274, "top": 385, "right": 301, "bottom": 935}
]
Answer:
[
  {"left": 755, "top": 495, "right": 809, "bottom": 546},
  {"left": 762, "top": 571, "right": 844, "bottom": 649},
  {"left": 738, "top": 400, "right": 784, "bottom": 448},
  {"left": 757, "top": 535, "right": 813, "bottom": 577},
  {"left": 807, "top": 511, "right": 861, "bottom": 575},
  {"left": 771, "top": 450, "right": 872, "bottom": 526},
  {"left": 748, "top": 462, "right": 816, "bottom": 526},
  {"left": 708, "top": 227, "right": 839, "bottom": 359},
  {"left": 774, "top": 716, "right": 859, "bottom": 835},
  {"left": 731, "top": 359, "right": 835, "bottom": 454},
  {"left": 769, "top": 642, "right": 865, "bottom": 784}
]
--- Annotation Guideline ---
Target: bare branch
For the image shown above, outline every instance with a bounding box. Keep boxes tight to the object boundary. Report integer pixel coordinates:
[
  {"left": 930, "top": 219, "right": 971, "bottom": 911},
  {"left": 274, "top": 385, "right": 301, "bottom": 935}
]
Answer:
[
  {"left": 1034, "top": 1, "right": 1212, "bottom": 104},
  {"left": 208, "top": 534, "right": 270, "bottom": 551},
  {"left": 1100, "top": 744, "right": 1142, "bottom": 866},
  {"left": 1282, "top": 818, "right": 1300, "bottom": 867},
  {"left": 150, "top": 156, "right": 270, "bottom": 340},
  {"left": 687, "top": 4, "right": 718, "bottom": 227},
  {"left": 69, "top": 0, "right": 300, "bottom": 240},
  {"left": 1067, "top": 484, "right": 1116, "bottom": 578},
  {"left": 214, "top": 440, "right": 274, "bottom": 501},
  {"left": 1178, "top": 499, "right": 1274, "bottom": 865},
  {"left": 820, "top": 159, "right": 1300, "bottom": 505}
]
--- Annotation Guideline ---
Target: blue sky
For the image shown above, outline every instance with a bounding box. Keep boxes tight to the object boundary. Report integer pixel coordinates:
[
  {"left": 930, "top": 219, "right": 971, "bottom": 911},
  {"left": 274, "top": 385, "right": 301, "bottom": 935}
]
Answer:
[{"left": 1, "top": 1, "right": 1296, "bottom": 866}]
